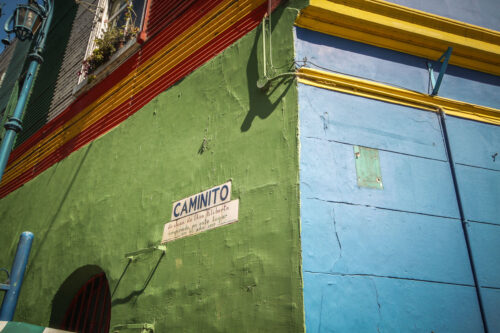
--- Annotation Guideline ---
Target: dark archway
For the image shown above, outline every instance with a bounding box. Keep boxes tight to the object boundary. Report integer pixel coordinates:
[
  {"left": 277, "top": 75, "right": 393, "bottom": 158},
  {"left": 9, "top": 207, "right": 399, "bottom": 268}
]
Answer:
[{"left": 50, "top": 265, "right": 111, "bottom": 333}]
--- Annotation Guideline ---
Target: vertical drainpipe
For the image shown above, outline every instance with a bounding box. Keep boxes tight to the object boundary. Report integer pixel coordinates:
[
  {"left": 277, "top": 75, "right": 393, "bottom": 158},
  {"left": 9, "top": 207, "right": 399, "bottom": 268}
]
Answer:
[
  {"left": 137, "top": 0, "right": 153, "bottom": 44},
  {"left": 438, "top": 108, "right": 489, "bottom": 333},
  {"left": 0, "top": 232, "right": 34, "bottom": 321}
]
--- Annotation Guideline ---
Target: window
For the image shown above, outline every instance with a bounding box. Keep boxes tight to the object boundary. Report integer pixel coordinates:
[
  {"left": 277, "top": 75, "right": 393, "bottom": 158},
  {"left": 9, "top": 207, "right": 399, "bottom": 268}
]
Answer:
[
  {"left": 78, "top": 0, "right": 146, "bottom": 84},
  {"left": 105, "top": 0, "right": 146, "bottom": 39}
]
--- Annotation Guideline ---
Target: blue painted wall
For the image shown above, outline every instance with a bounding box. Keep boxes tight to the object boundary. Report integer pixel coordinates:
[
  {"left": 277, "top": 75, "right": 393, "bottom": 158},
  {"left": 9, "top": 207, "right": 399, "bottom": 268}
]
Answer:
[
  {"left": 305, "top": 273, "right": 482, "bottom": 332},
  {"left": 296, "top": 16, "right": 500, "bottom": 332},
  {"left": 445, "top": 116, "right": 500, "bottom": 332},
  {"left": 295, "top": 28, "right": 500, "bottom": 110},
  {"left": 298, "top": 85, "right": 484, "bottom": 332},
  {"left": 385, "top": 0, "right": 500, "bottom": 32}
]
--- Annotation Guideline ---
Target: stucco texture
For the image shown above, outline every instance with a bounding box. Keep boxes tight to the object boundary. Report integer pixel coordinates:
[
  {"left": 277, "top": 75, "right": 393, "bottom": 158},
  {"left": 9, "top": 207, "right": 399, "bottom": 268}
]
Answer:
[{"left": 0, "top": 5, "right": 304, "bottom": 332}]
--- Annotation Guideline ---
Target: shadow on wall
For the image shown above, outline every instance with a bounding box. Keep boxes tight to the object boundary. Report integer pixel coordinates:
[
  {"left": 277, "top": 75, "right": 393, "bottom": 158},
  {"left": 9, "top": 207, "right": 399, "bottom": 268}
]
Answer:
[
  {"left": 295, "top": 27, "right": 500, "bottom": 90},
  {"left": 49, "top": 265, "right": 106, "bottom": 327},
  {"left": 111, "top": 251, "right": 165, "bottom": 306},
  {"left": 25, "top": 142, "right": 93, "bottom": 278},
  {"left": 241, "top": 6, "right": 294, "bottom": 132}
]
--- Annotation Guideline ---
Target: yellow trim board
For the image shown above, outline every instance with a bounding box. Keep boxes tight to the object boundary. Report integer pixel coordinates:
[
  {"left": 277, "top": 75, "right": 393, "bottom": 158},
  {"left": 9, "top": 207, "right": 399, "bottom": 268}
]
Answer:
[
  {"left": 297, "top": 67, "right": 500, "bottom": 126},
  {"left": 295, "top": 0, "right": 500, "bottom": 76}
]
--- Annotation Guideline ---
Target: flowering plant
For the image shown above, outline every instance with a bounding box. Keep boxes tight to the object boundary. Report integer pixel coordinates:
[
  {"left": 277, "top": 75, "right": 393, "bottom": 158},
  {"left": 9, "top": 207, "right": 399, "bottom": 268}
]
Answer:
[{"left": 78, "top": 4, "right": 139, "bottom": 81}]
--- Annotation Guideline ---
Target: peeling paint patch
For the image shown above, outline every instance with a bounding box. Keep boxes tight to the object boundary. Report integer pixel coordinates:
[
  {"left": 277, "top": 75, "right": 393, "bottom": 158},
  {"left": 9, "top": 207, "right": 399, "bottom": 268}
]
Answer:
[{"left": 354, "top": 146, "right": 383, "bottom": 189}]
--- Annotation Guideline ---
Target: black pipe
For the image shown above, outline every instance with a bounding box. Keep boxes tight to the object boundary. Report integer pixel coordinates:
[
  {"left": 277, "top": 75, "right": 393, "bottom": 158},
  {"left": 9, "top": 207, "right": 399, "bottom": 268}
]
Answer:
[{"left": 438, "top": 109, "right": 488, "bottom": 333}]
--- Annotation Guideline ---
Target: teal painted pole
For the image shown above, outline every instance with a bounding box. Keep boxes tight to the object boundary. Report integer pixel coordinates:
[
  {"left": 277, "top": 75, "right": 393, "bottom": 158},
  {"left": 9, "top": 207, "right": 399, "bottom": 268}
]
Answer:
[
  {"left": 0, "top": 231, "right": 34, "bottom": 321},
  {"left": 0, "top": 0, "right": 53, "bottom": 183},
  {"left": 431, "top": 47, "right": 453, "bottom": 96}
]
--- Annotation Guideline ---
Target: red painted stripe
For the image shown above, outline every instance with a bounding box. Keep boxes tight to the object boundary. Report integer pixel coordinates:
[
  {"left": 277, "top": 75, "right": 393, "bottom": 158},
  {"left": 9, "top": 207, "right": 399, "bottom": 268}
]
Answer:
[
  {"left": 133, "top": 2, "right": 269, "bottom": 109},
  {"left": 8, "top": 52, "right": 140, "bottom": 165},
  {"left": 73, "top": 282, "right": 88, "bottom": 330},
  {"left": 89, "top": 274, "right": 104, "bottom": 332},
  {"left": 82, "top": 277, "right": 95, "bottom": 332},
  {"left": 103, "top": 282, "right": 111, "bottom": 333},
  {"left": 140, "top": 0, "right": 225, "bottom": 62},
  {"left": 8, "top": 0, "right": 224, "bottom": 165},
  {"left": 0, "top": 2, "right": 272, "bottom": 198},
  {"left": 97, "top": 275, "right": 108, "bottom": 333},
  {"left": 147, "top": 0, "right": 196, "bottom": 38}
]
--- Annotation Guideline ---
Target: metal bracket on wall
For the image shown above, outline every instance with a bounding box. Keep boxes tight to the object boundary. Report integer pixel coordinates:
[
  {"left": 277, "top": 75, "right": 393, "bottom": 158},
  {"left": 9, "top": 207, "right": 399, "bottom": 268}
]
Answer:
[
  {"left": 427, "top": 47, "right": 453, "bottom": 96},
  {"left": 256, "top": 2, "right": 296, "bottom": 90},
  {"left": 125, "top": 245, "right": 166, "bottom": 261},
  {"left": 257, "top": 12, "right": 273, "bottom": 90},
  {"left": 111, "top": 323, "right": 154, "bottom": 333}
]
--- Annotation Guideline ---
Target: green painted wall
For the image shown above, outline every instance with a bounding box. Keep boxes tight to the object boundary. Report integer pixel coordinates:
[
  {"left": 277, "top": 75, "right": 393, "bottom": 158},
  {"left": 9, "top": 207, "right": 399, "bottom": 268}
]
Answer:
[{"left": 0, "top": 4, "right": 304, "bottom": 332}]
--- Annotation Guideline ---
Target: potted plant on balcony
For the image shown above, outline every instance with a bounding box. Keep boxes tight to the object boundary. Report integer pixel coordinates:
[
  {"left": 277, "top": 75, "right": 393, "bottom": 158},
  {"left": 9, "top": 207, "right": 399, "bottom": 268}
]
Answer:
[{"left": 78, "top": 4, "right": 139, "bottom": 82}]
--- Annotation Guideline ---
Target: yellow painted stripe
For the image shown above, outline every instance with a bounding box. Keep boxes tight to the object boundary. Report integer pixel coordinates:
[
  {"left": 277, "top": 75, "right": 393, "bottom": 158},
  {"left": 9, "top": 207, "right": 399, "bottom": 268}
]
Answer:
[
  {"left": 135, "top": 0, "right": 265, "bottom": 90},
  {"left": 295, "top": 0, "right": 500, "bottom": 76},
  {"left": 297, "top": 67, "right": 500, "bottom": 125},
  {"left": 2, "top": 0, "right": 259, "bottom": 184},
  {"left": 1, "top": 0, "right": 266, "bottom": 186}
]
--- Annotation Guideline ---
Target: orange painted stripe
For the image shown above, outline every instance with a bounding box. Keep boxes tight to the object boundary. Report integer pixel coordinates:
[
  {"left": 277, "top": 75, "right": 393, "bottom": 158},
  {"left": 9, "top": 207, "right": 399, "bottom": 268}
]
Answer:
[
  {"left": 8, "top": 0, "right": 244, "bottom": 166},
  {"left": 4, "top": 0, "right": 239, "bottom": 182},
  {"left": 7, "top": 0, "right": 226, "bottom": 165},
  {"left": 0, "top": 0, "right": 266, "bottom": 187},
  {"left": 0, "top": 1, "right": 270, "bottom": 198}
]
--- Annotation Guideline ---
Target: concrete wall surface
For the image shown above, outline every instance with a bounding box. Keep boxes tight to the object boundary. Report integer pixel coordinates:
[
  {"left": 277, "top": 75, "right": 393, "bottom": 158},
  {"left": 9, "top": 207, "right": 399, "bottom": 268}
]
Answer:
[{"left": 445, "top": 116, "right": 500, "bottom": 332}]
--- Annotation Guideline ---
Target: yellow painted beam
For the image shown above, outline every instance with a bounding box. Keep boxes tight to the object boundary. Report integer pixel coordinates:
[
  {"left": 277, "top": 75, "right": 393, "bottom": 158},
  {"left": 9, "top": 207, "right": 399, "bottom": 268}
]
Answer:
[
  {"left": 295, "top": 0, "right": 500, "bottom": 76},
  {"left": 297, "top": 67, "right": 500, "bottom": 126}
]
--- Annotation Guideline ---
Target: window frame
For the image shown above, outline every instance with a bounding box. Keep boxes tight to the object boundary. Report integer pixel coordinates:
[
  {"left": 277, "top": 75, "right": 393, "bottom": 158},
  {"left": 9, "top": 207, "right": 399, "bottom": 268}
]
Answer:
[{"left": 76, "top": 0, "right": 147, "bottom": 87}]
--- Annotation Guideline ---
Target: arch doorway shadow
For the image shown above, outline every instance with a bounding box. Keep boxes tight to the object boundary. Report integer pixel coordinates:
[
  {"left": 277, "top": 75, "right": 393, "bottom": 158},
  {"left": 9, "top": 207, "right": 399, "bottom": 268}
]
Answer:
[{"left": 50, "top": 265, "right": 111, "bottom": 333}]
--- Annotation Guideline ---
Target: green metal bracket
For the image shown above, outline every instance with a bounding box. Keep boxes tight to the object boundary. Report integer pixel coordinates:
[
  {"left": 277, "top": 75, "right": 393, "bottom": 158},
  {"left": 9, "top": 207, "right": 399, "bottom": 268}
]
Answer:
[
  {"left": 125, "top": 245, "right": 166, "bottom": 261},
  {"left": 111, "top": 323, "right": 154, "bottom": 333},
  {"left": 354, "top": 145, "right": 383, "bottom": 190},
  {"left": 427, "top": 47, "right": 453, "bottom": 96}
]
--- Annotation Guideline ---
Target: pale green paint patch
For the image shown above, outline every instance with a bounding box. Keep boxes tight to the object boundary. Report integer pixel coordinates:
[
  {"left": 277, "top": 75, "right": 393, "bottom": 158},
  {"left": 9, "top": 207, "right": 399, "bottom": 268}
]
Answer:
[
  {"left": 354, "top": 145, "right": 383, "bottom": 189},
  {"left": 0, "top": 4, "right": 304, "bottom": 332}
]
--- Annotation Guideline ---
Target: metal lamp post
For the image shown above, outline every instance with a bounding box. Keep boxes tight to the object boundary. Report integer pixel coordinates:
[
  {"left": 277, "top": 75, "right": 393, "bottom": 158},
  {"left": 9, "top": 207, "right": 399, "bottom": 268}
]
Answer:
[{"left": 0, "top": 0, "right": 54, "bottom": 183}]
